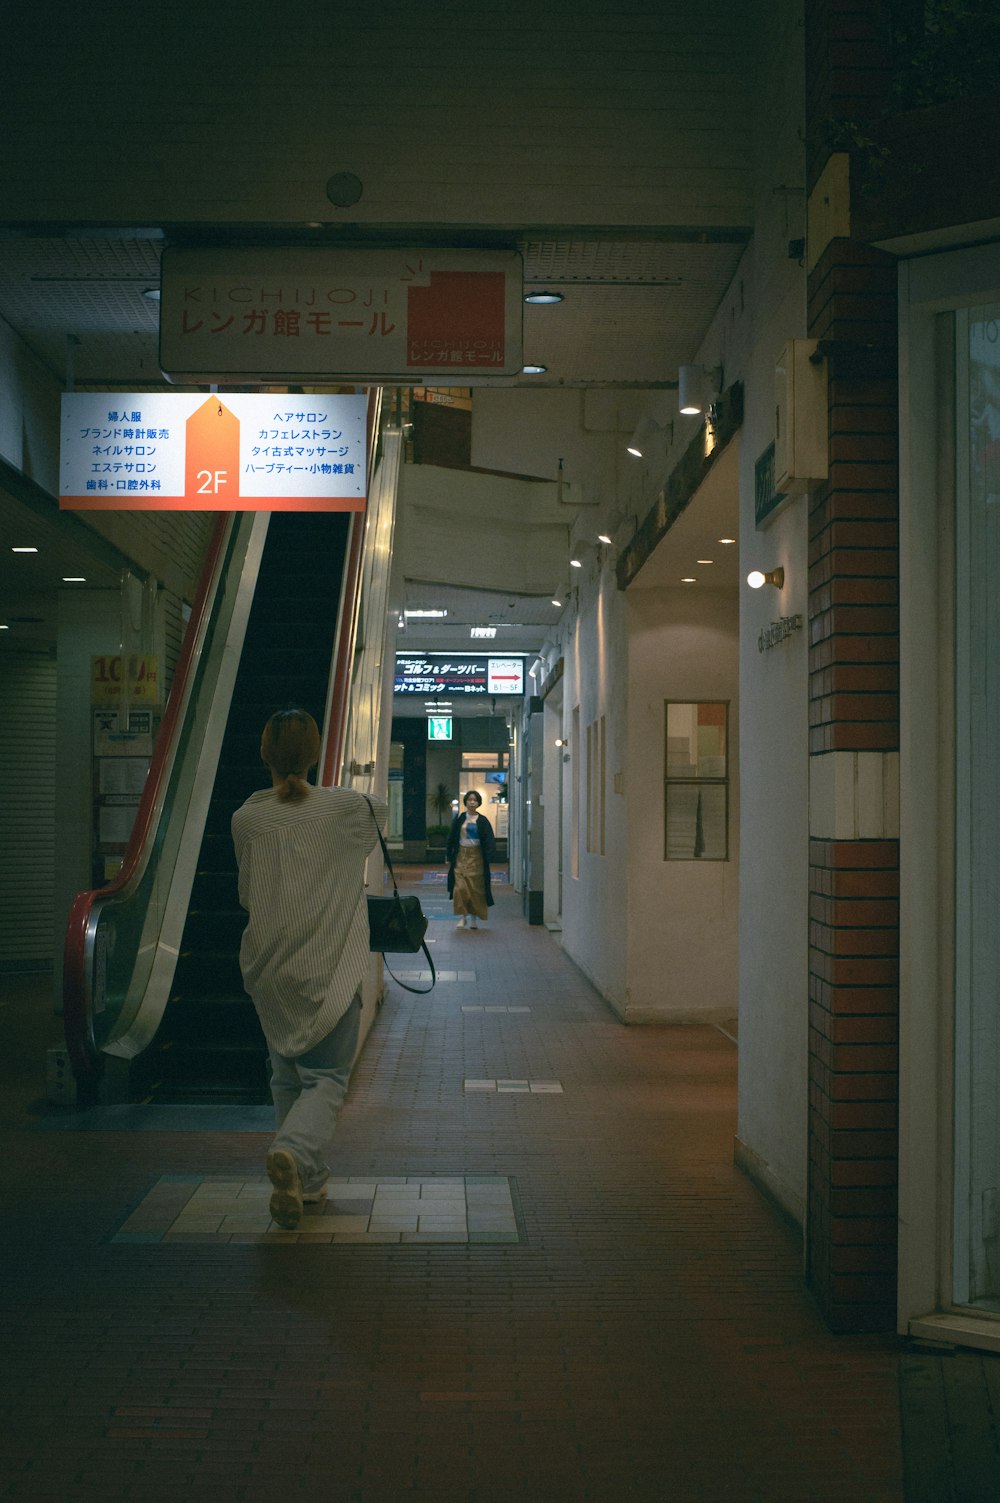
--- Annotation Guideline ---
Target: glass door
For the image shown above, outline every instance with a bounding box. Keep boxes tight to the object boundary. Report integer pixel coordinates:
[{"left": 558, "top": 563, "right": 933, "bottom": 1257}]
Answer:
[{"left": 953, "top": 303, "right": 1000, "bottom": 1310}]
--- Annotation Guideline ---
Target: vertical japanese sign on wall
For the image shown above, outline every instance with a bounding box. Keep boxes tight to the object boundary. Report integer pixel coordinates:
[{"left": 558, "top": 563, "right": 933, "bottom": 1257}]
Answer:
[
  {"left": 158, "top": 248, "right": 523, "bottom": 384},
  {"left": 60, "top": 392, "right": 368, "bottom": 510}
]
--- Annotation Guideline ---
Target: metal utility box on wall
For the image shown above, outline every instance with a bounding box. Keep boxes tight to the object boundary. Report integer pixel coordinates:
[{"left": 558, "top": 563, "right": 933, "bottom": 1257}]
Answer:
[{"left": 774, "top": 339, "right": 828, "bottom": 493}]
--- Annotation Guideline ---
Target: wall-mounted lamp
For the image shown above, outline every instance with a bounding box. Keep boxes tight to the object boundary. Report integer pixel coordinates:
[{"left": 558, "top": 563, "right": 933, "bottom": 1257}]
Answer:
[
  {"left": 555, "top": 737, "right": 567, "bottom": 747},
  {"left": 747, "top": 567, "right": 785, "bottom": 590},
  {"left": 678, "top": 364, "right": 723, "bottom": 416},
  {"left": 626, "top": 414, "right": 669, "bottom": 459}
]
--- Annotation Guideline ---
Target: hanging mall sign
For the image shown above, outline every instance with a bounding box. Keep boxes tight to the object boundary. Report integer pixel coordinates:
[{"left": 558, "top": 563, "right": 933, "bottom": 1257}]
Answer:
[
  {"left": 158, "top": 247, "right": 523, "bottom": 384},
  {"left": 395, "top": 654, "right": 525, "bottom": 697},
  {"left": 59, "top": 391, "right": 367, "bottom": 510}
]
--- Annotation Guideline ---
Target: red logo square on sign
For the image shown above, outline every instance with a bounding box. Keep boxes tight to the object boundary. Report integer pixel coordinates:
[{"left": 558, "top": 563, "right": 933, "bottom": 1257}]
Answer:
[{"left": 407, "top": 271, "right": 506, "bottom": 368}]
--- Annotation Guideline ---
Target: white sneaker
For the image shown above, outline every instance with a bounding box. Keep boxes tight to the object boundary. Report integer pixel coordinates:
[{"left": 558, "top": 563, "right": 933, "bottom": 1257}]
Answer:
[
  {"left": 456, "top": 917, "right": 468, "bottom": 929},
  {"left": 266, "top": 1148, "right": 304, "bottom": 1229},
  {"left": 468, "top": 916, "right": 478, "bottom": 929}
]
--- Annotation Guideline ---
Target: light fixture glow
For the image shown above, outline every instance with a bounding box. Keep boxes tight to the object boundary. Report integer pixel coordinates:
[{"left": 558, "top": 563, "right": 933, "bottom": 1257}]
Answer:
[
  {"left": 470, "top": 626, "right": 497, "bottom": 638},
  {"left": 696, "top": 558, "right": 714, "bottom": 565},
  {"left": 522, "top": 363, "right": 547, "bottom": 374},
  {"left": 681, "top": 576, "right": 697, "bottom": 584},
  {"left": 524, "top": 291, "right": 563, "bottom": 304},
  {"left": 11, "top": 546, "right": 38, "bottom": 553},
  {"left": 626, "top": 414, "right": 668, "bottom": 460},
  {"left": 570, "top": 557, "right": 582, "bottom": 568},
  {"left": 678, "top": 363, "right": 723, "bottom": 416},
  {"left": 718, "top": 537, "right": 736, "bottom": 545},
  {"left": 142, "top": 287, "right": 161, "bottom": 302},
  {"left": 747, "top": 567, "right": 785, "bottom": 590},
  {"left": 62, "top": 576, "right": 87, "bottom": 582},
  {"left": 403, "top": 608, "right": 447, "bottom": 618},
  {"left": 551, "top": 597, "right": 563, "bottom": 608},
  {"left": 597, "top": 533, "right": 612, "bottom": 545}
]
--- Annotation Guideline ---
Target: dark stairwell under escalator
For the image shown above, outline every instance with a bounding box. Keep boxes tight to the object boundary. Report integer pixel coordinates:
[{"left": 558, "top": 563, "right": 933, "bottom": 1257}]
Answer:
[{"left": 132, "top": 512, "right": 349, "bottom": 1105}]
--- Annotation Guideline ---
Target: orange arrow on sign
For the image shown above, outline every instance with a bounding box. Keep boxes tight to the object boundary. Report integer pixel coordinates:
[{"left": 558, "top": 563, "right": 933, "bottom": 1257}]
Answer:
[{"left": 185, "top": 397, "right": 240, "bottom": 506}]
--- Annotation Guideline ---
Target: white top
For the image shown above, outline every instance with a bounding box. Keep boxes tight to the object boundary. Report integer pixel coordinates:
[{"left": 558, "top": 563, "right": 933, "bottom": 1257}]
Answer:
[{"left": 232, "top": 784, "right": 388, "bottom": 1057}]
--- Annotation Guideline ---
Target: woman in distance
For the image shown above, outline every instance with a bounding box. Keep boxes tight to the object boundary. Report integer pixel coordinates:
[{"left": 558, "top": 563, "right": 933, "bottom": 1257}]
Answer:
[{"left": 446, "top": 788, "right": 496, "bottom": 930}]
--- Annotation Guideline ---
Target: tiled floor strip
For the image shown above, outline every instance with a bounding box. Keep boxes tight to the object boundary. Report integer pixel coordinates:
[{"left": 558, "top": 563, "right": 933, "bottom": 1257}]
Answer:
[{"left": 114, "top": 1173, "right": 521, "bottom": 1245}]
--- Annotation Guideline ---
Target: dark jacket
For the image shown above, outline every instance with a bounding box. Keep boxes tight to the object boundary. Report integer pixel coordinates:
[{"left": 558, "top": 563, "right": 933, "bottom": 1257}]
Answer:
[{"left": 446, "top": 811, "right": 496, "bottom": 906}]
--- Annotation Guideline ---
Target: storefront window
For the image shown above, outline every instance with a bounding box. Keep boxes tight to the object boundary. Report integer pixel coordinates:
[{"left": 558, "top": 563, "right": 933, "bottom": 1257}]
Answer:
[
  {"left": 954, "top": 303, "right": 1000, "bottom": 1310},
  {"left": 664, "top": 701, "right": 729, "bottom": 860}
]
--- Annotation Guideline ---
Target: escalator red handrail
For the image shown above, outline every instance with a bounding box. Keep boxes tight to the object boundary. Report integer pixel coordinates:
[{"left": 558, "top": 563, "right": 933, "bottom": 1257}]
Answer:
[
  {"left": 320, "top": 388, "right": 381, "bottom": 787},
  {"left": 63, "top": 514, "right": 231, "bottom": 1083}
]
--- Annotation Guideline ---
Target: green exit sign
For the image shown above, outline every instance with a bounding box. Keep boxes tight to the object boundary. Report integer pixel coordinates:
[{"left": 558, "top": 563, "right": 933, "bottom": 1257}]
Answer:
[{"left": 427, "top": 716, "right": 453, "bottom": 741}]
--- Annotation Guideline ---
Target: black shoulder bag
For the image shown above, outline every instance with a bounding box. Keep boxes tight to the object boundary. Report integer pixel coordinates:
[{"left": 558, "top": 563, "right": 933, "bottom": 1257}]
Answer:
[{"left": 364, "top": 797, "right": 436, "bottom": 995}]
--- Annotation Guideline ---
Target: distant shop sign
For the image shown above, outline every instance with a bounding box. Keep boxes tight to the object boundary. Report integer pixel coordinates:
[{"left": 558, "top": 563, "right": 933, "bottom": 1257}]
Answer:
[
  {"left": 159, "top": 247, "right": 523, "bottom": 384},
  {"left": 60, "top": 391, "right": 367, "bottom": 510},
  {"left": 394, "top": 655, "right": 525, "bottom": 697}
]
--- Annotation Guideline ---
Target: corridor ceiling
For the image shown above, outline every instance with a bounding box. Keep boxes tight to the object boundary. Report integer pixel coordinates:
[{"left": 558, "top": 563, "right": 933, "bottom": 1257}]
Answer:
[{"left": 0, "top": 0, "right": 752, "bottom": 647}]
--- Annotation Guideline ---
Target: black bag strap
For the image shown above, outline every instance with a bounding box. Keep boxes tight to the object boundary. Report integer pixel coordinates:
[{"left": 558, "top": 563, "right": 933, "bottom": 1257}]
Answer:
[
  {"left": 364, "top": 795, "right": 401, "bottom": 898},
  {"left": 383, "top": 952, "right": 436, "bottom": 995},
  {"left": 364, "top": 796, "right": 436, "bottom": 995}
]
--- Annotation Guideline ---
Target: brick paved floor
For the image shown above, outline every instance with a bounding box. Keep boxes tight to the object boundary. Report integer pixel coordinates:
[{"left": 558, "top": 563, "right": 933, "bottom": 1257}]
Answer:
[{"left": 0, "top": 870, "right": 977, "bottom": 1501}]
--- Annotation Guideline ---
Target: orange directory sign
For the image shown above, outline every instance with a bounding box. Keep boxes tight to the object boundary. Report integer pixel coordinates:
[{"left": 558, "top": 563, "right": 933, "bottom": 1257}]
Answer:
[{"left": 60, "top": 392, "right": 367, "bottom": 511}]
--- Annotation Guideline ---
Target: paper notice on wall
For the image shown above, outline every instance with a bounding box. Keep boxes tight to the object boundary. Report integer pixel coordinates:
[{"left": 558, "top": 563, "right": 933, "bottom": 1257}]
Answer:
[
  {"left": 98, "top": 803, "right": 139, "bottom": 844},
  {"left": 98, "top": 758, "right": 149, "bottom": 796}
]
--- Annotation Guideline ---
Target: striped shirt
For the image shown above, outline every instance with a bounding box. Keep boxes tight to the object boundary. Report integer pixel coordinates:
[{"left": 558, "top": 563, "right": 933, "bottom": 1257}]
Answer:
[{"left": 232, "top": 785, "right": 388, "bottom": 1057}]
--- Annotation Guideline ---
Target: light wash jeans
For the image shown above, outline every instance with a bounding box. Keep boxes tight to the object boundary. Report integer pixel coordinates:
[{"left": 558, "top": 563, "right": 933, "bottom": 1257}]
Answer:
[{"left": 268, "top": 994, "right": 361, "bottom": 1194}]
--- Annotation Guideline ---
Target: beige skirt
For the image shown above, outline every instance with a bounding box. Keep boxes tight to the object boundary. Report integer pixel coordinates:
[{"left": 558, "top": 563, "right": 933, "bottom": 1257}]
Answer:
[{"left": 453, "top": 846, "right": 488, "bottom": 920}]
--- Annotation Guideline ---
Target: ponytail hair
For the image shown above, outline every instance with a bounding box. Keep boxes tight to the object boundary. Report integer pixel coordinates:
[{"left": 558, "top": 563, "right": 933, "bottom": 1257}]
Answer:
[{"left": 261, "top": 709, "right": 321, "bottom": 803}]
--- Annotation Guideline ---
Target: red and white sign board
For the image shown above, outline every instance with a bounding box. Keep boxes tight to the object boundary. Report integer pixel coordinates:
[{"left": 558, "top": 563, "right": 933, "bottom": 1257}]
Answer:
[
  {"left": 158, "top": 247, "right": 523, "bottom": 384},
  {"left": 487, "top": 658, "right": 525, "bottom": 695},
  {"left": 60, "top": 392, "right": 367, "bottom": 510}
]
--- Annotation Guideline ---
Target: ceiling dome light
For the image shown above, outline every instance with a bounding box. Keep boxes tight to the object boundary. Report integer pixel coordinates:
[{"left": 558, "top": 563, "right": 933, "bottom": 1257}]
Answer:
[
  {"left": 522, "top": 363, "right": 547, "bottom": 374},
  {"left": 524, "top": 291, "right": 563, "bottom": 304},
  {"left": 570, "top": 557, "right": 582, "bottom": 569}
]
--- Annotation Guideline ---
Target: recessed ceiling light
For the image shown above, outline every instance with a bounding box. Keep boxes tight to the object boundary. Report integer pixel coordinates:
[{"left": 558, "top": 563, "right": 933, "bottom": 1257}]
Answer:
[
  {"left": 597, "top": 533, "right": 612, "bottom": 545},
  {"left": 63, "top": 575, "right": 87, "bottom": 582},
  {"left": 696, "top": 558, "right": 714, "bottom": 565},
  {"left": 570, "top": 557, "right": 582, "bottom": 568},
  {"left": 524, "top": 291, "right": 563, "bottom": 304},
  {"left": 142, "top": 287, "right": 161, "bottom": 302},
  {"left": 718, "top": 537, "right": 736, "bottom": 545},
  {"left": 681, "top": 576, "right": 697, "bottom": 584},
  {"left": 551, "top": 597, "right": 563, "bottom": 608},
  {"left": 12, "top": 546, "right": 38, "bottom": 553},
  {"left": 522, "top": 364, "right": 547, "bottom": 374},
  {"left": 0, "top": 624, "right": 8, "bottom": 631}
]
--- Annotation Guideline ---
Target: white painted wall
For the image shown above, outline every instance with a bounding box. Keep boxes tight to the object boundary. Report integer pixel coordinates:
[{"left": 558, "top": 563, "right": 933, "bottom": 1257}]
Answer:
[
  {"left": 625, "top": 587, "right": 740, "bottom": 1022},
  {"left": 732, "top": 0, "right": 811, "bottom": 1227},
  {"left": 556, "top": 555, "right": 629, "bottom": 1010}
]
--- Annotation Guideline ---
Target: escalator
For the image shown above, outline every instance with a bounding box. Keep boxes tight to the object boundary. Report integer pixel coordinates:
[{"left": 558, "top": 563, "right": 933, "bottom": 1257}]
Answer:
[{"left": 129, "top": 511, "right": 349, "bottom": 1104}]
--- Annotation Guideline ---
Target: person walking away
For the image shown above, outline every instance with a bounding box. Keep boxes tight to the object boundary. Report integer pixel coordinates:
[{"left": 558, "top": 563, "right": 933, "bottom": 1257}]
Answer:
[
  {"left": 231, "top": 709, "right": 387, "bottom": 1230},
  {"left": 446, "top": 789, "right": 496, "bottom": 929}
]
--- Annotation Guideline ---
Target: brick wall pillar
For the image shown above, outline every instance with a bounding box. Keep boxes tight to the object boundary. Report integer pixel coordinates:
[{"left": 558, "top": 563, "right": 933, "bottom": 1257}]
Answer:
[
  {"left": 803, "top": 0, "right": 901, "bottom": 1336},
  {"left": 805, "top": 243, "right": 900, "bottom": 1332}
]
